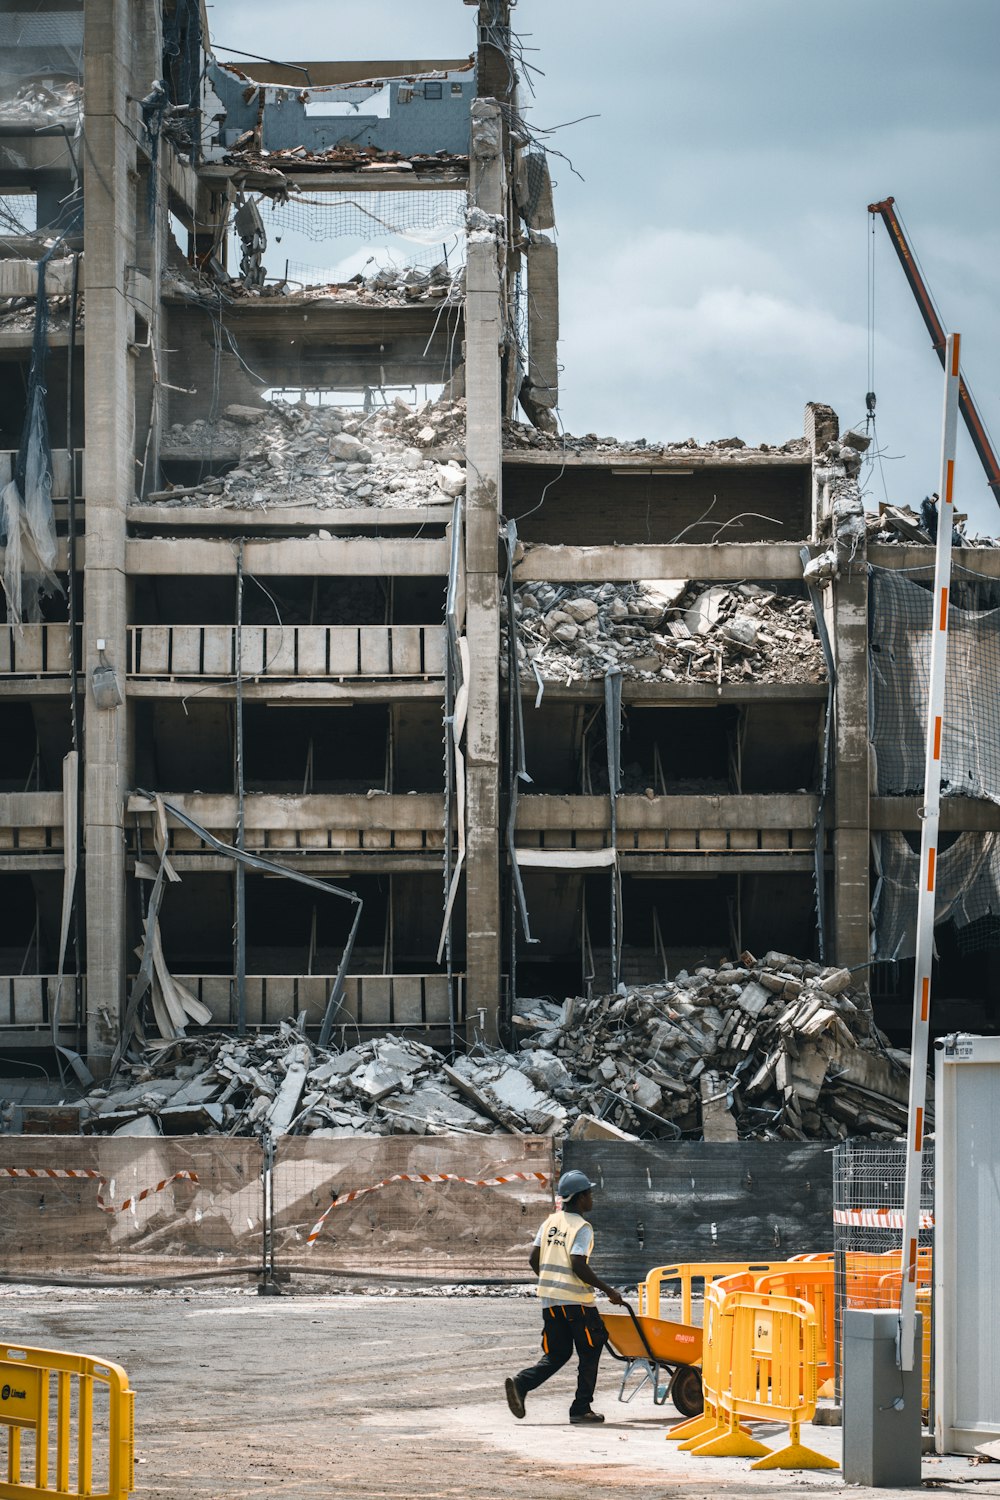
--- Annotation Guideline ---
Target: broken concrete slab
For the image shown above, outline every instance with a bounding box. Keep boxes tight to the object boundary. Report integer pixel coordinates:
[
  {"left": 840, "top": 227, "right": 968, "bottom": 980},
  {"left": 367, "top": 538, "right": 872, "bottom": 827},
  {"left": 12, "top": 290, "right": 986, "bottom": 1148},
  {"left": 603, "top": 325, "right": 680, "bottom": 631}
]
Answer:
[
  {"left": 265, "top": 1043, "right": 312, "bottom": 1135},
  {"left": 567, "top": 1113, "right": 638, "bottom": 1143},
  {"left": 505, "top": 578, "right": 825, "bottom": 688}
]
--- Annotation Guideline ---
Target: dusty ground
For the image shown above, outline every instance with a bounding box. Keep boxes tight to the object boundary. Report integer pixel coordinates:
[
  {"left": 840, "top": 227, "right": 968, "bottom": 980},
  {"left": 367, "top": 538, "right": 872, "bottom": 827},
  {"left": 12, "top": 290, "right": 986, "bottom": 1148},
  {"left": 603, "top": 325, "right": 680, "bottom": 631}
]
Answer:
[{"left": 0, "top": 1285, "right": 997, "bottom": 1500}]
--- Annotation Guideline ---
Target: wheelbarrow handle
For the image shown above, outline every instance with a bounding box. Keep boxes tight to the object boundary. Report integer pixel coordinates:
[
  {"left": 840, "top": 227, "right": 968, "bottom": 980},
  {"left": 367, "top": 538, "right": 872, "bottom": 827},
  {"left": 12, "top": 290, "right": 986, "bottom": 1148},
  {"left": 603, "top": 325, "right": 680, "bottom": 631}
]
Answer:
[{"left": 619, "top": 1300, "right": 660, "bottom": 1368}]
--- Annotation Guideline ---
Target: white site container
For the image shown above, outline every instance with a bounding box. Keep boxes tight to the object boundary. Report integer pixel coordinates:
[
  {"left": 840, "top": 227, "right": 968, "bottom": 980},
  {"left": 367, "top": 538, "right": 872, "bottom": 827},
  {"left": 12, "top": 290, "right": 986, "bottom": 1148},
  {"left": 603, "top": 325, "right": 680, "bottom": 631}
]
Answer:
[{"left": 935, "top": 1033, "right": 1000, "bottom": 1454}]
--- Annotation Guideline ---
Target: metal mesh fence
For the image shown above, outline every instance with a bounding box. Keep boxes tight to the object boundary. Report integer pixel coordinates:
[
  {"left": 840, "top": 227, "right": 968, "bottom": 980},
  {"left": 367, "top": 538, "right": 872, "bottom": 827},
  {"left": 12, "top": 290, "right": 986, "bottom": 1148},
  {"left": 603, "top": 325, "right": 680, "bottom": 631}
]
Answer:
[
  {"left": 833, "top": 1139, "right": 934, "bottom": 1412},
  {"left": 266, "top": 191, "right": 467, "bottom": 243},
  {"left": 870, "top": 564, "right": 1000, "bottom": 961},
  {"left": 0, "top": 1137, "right": 263, "bottom": 1280},
  {"left": 273, "top": 1135, "right": 553, "bottom": 1281},
  {"left": 870, "top": 566, "right": 1000, "bottom": 801}
]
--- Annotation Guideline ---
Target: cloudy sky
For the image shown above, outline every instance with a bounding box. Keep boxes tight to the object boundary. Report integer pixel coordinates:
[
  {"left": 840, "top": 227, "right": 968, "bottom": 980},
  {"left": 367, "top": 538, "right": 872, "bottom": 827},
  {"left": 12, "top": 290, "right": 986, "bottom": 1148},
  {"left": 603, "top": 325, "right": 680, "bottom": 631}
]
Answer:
[{"left": 206, "top": 0, "right": 1000, "bottom": 532}]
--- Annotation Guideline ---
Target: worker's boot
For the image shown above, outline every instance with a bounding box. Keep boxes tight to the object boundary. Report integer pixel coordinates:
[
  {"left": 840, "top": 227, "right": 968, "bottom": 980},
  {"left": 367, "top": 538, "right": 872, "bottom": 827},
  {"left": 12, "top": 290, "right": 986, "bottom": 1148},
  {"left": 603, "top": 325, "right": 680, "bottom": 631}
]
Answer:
[{"left": 505, "top": 1377, "right": 526, "bottom": 1419}]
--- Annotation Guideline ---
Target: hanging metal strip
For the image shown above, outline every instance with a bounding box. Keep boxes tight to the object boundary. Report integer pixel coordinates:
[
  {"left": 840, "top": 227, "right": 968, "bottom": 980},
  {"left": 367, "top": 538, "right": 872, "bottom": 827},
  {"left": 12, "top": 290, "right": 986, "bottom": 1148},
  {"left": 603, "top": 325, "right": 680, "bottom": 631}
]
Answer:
[
  {"left": 123, "top": 792, "right": 364, "bottom": 1058},
  {"left": 604, "top": 668, "right": 623, "bottom": 989},
  {"left": 800, "top": 545, "right": 837, "bottom": 962}
]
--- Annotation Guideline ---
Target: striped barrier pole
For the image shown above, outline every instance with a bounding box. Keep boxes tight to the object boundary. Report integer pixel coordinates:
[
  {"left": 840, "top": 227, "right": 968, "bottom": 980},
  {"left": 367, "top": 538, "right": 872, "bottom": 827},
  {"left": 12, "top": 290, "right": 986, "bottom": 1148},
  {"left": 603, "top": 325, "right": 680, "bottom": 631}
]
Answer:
[{"left": 898, "top": 330, "right": 962, "bottom": 1371}]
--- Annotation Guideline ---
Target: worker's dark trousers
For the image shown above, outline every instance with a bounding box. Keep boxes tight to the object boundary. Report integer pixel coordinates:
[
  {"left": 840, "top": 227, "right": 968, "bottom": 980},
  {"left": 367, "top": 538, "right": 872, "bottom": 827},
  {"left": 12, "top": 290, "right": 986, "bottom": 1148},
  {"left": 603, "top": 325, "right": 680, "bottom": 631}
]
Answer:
[{"left": 515, "top": 1304, "right": 607, "bottom": 1417}]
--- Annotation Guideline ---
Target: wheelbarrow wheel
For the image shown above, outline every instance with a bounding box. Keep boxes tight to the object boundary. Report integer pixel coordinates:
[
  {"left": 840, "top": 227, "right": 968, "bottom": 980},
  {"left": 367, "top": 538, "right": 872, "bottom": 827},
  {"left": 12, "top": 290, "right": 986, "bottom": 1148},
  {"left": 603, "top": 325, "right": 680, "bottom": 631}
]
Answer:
[{"left": 669, "top": 1364, "right": 703, "bottom": 1418}]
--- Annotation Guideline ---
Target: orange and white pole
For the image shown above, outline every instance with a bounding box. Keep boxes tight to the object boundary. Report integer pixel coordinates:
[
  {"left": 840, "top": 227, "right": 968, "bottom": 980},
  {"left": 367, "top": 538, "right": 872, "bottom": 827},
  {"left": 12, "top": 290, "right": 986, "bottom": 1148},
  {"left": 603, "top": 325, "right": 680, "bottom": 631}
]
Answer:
[{"left": 898, "top": 331, "right": 962, "bottom": 1370}]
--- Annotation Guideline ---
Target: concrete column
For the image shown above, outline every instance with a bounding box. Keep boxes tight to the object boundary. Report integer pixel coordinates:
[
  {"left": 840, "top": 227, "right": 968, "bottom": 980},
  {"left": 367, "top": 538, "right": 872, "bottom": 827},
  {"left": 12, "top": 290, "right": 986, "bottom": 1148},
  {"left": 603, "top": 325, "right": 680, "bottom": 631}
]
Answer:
[
  {"left": 82, "top": 0, "right": 140, "bottom": 1067},
  {"left": 808, "top": 403, "right": 870, "bottom": 972},
  {"left": 463, "top": 100, "right": 505, "bottom": 1043},
  {"left": 805, "top": 401, "right": 839, "bottom": 535},
  {"left": 830, "top": 564, "right": 870, "bottom": 969},
  {"left": 524, "top": 232, "right": 559, "bottom": 427}
]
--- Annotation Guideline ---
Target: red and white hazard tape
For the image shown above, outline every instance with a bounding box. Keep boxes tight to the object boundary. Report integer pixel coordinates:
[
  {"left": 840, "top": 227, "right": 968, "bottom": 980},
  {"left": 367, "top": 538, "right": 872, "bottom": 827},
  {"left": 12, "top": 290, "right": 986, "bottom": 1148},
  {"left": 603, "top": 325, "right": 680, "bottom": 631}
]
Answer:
[
  {"left": 1, "top": 1167, "right": 198, "bottom": 1214},
  {"left": 833, "top": 1207, "right": 934, "bottom": 1230},
  {"left": 307, "top": 1169, "right": 551, "bottom": 1245}
]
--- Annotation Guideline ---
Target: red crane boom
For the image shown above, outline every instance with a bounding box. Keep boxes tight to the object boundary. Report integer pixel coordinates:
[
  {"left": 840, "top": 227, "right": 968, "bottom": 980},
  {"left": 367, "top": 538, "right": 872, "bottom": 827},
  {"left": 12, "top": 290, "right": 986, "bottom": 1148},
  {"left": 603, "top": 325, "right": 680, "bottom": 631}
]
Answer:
[{"left": 868, "top": 196, "right": 1000, "bottom": 504}]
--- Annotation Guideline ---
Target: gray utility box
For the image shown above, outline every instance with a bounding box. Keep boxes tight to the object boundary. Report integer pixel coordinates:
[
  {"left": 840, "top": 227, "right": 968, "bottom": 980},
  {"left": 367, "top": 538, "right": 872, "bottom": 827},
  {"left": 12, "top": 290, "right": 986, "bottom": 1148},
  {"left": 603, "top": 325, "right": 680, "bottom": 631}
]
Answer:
[{"left": 843, "top": 1309, "right": 923, "bottom": 1487}]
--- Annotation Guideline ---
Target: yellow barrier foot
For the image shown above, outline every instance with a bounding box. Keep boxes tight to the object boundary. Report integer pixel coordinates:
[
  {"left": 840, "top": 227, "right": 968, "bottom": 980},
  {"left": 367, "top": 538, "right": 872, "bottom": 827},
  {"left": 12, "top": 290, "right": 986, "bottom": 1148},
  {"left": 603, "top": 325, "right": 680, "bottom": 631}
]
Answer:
[
  {"left": 751, "top": 1442, "right": 840, "bottom": 1471},
  {"left": 692, "top": 1428, "right": 772, "bottom": 1459},
  {"left": 678, "top": 1421, "right": 725, "bottom": 1451},
  {"left": 668, "top": 1413, "right": 715, "bottom": 1443}
]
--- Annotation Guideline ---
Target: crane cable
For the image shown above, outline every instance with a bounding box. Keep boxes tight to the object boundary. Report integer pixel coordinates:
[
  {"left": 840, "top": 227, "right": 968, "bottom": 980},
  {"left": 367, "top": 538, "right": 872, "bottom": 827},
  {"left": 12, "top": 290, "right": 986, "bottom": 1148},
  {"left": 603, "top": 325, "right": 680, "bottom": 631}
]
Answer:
[{"left": 865, "top": 211, "right": 891, "bottom": 507}]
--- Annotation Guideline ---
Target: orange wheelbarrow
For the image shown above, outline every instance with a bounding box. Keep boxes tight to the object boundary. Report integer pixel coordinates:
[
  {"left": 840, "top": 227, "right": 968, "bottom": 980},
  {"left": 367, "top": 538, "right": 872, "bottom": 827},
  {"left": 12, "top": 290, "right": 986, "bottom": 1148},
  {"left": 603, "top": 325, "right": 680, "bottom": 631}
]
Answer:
[{"left": 599, "top": 1302, "right": 704, "bottom": 1416}]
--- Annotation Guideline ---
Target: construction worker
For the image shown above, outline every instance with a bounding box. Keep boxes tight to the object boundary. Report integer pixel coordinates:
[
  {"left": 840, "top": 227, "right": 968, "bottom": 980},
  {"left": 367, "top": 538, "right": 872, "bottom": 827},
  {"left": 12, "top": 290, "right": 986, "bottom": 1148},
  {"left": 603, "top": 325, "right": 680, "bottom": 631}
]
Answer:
[{"left": 505, "top": 1169, "right": 624, "bottom": 1425}]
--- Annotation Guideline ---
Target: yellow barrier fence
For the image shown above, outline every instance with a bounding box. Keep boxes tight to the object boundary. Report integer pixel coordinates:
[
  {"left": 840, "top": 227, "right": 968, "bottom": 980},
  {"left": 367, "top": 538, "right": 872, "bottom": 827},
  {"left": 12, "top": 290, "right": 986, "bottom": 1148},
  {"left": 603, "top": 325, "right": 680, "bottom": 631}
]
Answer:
[
  {"left": 710, "top": 1291, "right": 837, "bottom": 1470},
  {"left": 669, "top": 1274, "right": 766, "bottom": 1453},
  {"left": 0, "top": 1345, "right": 134, "bottom": 1500},
  {"left": 640, "top": 1261, "right": 782, "bottom": 1324}
]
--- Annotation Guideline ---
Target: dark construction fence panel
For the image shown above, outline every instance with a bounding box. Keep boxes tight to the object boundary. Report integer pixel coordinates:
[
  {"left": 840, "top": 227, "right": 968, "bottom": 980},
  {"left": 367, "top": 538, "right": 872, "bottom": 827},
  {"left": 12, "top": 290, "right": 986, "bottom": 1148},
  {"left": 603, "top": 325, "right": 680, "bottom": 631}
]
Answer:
[
  {"left": 0, "top": 1136, "right": 264, "bottom": 1280},
  {"left": 273, "top": 1134, "right": 555, "bottom": 1281},
  {"left": 563, "top": 1140, "right": 835, "bottom": 1282}
]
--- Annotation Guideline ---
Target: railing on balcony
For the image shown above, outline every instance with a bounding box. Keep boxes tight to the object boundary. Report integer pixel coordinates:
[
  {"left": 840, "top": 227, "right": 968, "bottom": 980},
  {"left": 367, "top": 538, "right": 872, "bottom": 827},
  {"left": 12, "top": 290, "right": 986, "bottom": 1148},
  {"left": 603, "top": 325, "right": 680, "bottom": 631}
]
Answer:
[
  {"left": 0, "top": 792, "right": 65, "bottom": 852},
  {"left": 0, "top": 973, "right": 463, "bottom": 1036},
  {"left": 0, "top": 450, "right": 77, "bottom": 500},
  {"left": 0, "top": 975, "right": 82, "bottom": 1033},
  {"left": 0, "top": 624, "right": 72, "bottom": 674},
  {"left": 126, "top": 793, "right": 446, "bottom": 854},
  {"left": 513, "top": 793, "right": 820, "bottom": 856},
  {"left": 157, "top": 974, "right": 464, "bottom": 1029},
  {"left": 127, "top": 624, "right": 446, "bottom": 678}
]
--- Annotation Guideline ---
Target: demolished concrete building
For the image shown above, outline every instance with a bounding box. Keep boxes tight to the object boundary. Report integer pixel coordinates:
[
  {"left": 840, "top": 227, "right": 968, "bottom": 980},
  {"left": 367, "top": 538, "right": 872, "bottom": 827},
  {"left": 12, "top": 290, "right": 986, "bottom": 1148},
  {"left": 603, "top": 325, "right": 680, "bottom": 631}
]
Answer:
[{"left": 1, "top": 0, "right": 999, "bottom": 1147}]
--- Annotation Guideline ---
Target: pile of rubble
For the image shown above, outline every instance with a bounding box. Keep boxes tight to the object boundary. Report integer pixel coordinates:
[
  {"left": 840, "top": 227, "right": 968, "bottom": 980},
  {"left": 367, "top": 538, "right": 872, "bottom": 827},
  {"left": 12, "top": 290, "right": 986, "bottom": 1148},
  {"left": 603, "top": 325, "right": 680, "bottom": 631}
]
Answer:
[
  {"left": 74, "top": 955, "right": 914, "bottom": 1145},
  {"left": 503, "top": 579, "right": 825, "bottom": 686},
  {"left": 0, "top": 293, "right": 83, "bottom": 334},
  {"left": 221, "top": 141, "right": 468, "bottom": 176},
  {"left": 0, "top": 80, "right": 82, "bottom": 127},
  {"left": 164, "top": 260, "right": 464, "bottom": 309},
  {"left": 154, "top": 397, "right": 467, "bottom": 511},
  {"left": 522, "top": 954, "right": 914, "bottom": 1142},
  {"left": 864, "top": 503, "right": 998, "bottom": 548},
  {"left": 248, "top": 262, "right": 463, "bottom": 308},
  {"left": 504, "top": 419, "right": 810, "bottom": 459}
]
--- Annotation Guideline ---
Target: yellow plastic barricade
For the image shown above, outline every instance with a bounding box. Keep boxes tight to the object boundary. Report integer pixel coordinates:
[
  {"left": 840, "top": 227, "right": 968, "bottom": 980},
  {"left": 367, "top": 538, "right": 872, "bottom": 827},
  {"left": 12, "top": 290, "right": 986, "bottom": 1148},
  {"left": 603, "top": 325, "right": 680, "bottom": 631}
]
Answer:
[
  {"left": 640, "top": 1261, "right": 780, "bottom": 1324},
  {"left": 0, "top": 1345, "right": 134, "bottom": 1500},
  {"left": 753, "top": 1265, "right": 835, "bottom": 1384},
  {"left": 719, "top": 1291, "right": 838, "bottom": 1470},
  {"left": 670, "top": 1273, "right": 768, "bottom": 1454}
]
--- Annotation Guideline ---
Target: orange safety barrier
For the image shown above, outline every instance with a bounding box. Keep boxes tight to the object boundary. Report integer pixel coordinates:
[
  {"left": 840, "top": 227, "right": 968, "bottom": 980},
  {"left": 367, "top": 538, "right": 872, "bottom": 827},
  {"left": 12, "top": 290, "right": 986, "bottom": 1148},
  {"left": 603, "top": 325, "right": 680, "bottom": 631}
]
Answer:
[
  {"left": 0, "top": 1344, "right": 134, "bottom": 1499},
  {"left": 701, "top": 1291, "right": 838, "bottom": 1470},
  {"left": 841, "top": 1249, "right": 933, "bottom": 1416},
  {"left": 753, "top": 1265, "right": 835, "bottom": 1384}
]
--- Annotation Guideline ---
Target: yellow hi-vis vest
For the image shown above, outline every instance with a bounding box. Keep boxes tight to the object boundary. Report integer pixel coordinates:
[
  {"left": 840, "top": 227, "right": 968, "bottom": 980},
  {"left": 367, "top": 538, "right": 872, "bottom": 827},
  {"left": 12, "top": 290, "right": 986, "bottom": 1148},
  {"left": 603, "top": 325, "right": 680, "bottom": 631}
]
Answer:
[{"left": 536, "top": 1210, "right": 595, "bottom": 1305}]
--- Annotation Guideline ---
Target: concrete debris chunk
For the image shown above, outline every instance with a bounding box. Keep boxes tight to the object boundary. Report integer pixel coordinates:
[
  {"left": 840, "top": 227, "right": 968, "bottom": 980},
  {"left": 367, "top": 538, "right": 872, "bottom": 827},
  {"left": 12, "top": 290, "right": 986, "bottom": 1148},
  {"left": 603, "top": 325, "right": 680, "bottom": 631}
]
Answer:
[
  {"left": 504, "top": 579, "right": 825, "bottom": 687},
  {"left": 516, "top": 955, "right": 918, "bottom": 1143},
  {"left": 153, "top": 395, "right": 467, "bottom": 513}
]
